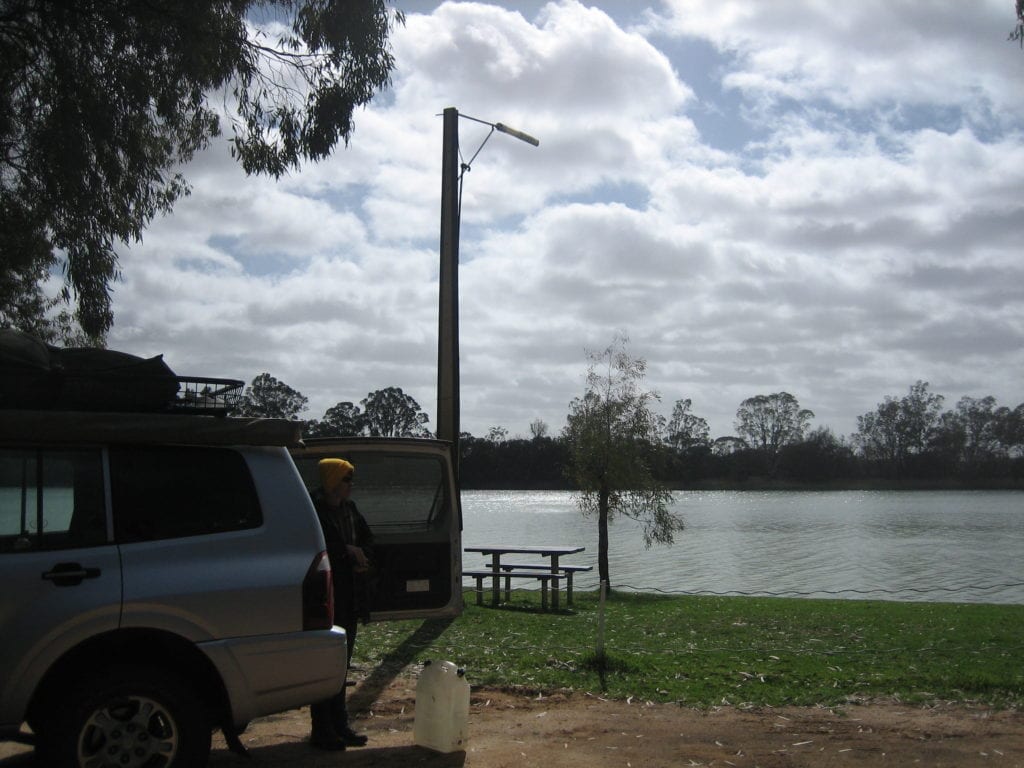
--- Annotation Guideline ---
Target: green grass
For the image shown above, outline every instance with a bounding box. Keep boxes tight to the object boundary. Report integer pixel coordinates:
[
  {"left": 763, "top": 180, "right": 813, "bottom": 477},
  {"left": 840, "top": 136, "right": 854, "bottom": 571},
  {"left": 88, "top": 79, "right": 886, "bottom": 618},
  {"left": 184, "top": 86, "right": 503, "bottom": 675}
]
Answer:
[{"left": 355, "top": 589, "right": 1024, "bottom": 708}]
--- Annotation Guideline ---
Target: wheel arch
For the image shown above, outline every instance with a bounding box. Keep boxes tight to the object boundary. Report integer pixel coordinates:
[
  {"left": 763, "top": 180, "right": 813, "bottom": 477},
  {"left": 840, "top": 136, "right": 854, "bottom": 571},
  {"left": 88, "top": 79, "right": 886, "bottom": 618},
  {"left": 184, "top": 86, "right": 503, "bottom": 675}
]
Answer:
[{"left": 27, "top": 628, "right": 232, "bottom": 732}]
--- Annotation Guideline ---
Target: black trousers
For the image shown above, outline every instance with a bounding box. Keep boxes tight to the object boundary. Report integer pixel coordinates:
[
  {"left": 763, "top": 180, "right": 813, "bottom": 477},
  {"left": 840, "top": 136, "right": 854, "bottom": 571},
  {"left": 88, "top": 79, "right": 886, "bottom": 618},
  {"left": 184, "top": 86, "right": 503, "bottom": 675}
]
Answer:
[{"left": 310, "top": 618, "right": 358, "bottom": 737}]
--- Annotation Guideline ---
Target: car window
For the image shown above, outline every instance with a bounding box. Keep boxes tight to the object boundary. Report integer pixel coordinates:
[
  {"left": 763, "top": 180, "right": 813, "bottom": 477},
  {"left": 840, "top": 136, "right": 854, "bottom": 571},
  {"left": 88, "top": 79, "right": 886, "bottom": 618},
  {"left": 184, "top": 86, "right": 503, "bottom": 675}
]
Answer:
[
  {"left": 110, "top": 446, "right": 261, "bottom": 542},
  {"left": 0, "top": 448, "right": 107, "bottom": 552},
  {"left": 295, "top": 452, "right": 448, "bottom": 531}
]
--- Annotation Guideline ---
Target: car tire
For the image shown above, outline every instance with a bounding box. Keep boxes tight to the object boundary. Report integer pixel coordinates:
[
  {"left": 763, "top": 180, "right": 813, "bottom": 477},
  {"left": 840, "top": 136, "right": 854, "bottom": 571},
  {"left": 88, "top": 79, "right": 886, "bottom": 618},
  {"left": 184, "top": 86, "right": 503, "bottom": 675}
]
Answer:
[{"left": 39, "top": 664, "right": 212, "bottom": 768}]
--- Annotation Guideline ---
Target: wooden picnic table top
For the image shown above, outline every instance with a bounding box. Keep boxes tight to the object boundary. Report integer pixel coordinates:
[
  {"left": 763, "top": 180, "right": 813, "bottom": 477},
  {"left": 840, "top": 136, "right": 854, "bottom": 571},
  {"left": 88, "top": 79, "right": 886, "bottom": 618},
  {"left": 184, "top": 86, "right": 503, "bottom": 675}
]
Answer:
[{"left": 464, "top": 544, "right": 584, "bottom": 557}]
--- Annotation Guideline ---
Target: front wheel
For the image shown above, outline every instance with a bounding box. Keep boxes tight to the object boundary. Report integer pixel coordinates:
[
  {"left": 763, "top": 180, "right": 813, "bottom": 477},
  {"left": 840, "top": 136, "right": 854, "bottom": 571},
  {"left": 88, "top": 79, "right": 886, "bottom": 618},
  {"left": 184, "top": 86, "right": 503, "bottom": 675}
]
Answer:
[{"left": 40, "top": 665, "right": 212, "bottom": 768}]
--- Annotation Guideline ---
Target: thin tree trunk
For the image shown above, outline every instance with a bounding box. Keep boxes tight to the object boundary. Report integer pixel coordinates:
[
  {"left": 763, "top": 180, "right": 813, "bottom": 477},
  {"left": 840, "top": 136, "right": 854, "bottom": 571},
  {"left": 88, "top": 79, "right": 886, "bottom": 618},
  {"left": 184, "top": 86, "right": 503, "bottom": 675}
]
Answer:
[{"left": 598, "top": 484, "right": 610, "bottom": 587}]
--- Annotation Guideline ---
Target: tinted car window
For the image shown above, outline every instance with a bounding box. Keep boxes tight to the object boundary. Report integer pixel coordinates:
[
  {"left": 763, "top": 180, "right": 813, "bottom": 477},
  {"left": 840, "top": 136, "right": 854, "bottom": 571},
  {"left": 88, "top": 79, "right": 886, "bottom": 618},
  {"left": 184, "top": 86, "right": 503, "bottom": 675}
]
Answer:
[
  {"left": 110, "top": 446, "right": 261, "bottom": 542},
  {"left": 296, "top": 452, "right": 447, "bottom": 531},
  {"left": 0, "top": 448, "right": 106, "bottom": 552}
]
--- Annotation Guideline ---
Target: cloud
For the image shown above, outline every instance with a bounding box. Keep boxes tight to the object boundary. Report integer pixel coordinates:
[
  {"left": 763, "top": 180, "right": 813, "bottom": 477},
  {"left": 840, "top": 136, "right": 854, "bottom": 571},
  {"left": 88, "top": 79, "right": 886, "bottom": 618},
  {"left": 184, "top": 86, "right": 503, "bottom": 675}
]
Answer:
[
  {"left": 106, "top": 1, "right": 1024, "bottom": 443},
  {"left": 649, "top": 1, "right": 1020, "bottom": 116}
]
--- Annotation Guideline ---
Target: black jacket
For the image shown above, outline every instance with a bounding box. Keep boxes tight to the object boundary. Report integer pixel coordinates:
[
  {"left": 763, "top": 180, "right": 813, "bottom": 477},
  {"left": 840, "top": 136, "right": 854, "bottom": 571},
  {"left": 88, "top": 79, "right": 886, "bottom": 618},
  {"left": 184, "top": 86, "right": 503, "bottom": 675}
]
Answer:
[{"left": 313, "top": 494, "right": 375, "bottom": 625}]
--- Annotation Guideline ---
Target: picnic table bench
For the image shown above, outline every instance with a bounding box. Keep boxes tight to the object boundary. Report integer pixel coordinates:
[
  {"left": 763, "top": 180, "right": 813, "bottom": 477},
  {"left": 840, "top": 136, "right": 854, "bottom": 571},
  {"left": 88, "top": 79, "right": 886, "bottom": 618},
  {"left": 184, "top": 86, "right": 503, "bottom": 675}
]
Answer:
[
  {"left": 463, "top": 545, "right": 590, "bottom": 610},
  {"left": 463, "top": 569, "right": 557, "bottom": 610},
  {"left": 496, "top": 563, "right": 592, "bottom": 606}
]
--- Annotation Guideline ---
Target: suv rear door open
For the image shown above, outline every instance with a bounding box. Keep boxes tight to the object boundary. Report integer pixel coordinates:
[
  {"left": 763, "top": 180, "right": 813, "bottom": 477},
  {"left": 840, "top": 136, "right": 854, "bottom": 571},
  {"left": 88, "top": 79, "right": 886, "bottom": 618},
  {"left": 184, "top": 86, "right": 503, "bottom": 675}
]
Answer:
[{"left": 291, "top": 438, "right": 462, "bottom": 621}]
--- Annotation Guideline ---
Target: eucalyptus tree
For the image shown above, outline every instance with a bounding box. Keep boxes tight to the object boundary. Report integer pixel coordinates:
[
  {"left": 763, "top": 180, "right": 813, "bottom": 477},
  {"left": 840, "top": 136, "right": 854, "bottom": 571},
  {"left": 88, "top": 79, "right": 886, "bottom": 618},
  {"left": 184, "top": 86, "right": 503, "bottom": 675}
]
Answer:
[
  {"left": 930, "top": 395, "right": 1010, "bottom": 473},
  {"left": 361, "top": 387, "right": 430, "bottom": 438},
  {"left": 734, "top": 392, "right": 814, "bottom": 474},
  {"left": 486, "top": 426, "right": 510, "bottom": 444},
  {"left": 854, "top": 381, "right": 944, "bottom": 477},
  {"left": 664, "top": 398, "right": 710, "bottom": 452},
  {"left": 0, "top": 257, "right": 97, "bottom": 345},
  {"left": 563, "top": 336, "right": 681, "bottom": 587},
  {"left": 951, "top": 396, "right": 1004, "bottom": 465},
  {"left": 306, "top": 401, "right": 365, "bottom": 438},
  {"left": 712, "top": 436, "right": 748, "bottom": 456},
  {"left": 236, "top": 372, "right": 308, "bottom": 420},
  {"left": 994, "top": 403, "right": 1024, "bottom": 455},
  {"left": 1, "top": 0, "right": 403, "bottom": 336}
]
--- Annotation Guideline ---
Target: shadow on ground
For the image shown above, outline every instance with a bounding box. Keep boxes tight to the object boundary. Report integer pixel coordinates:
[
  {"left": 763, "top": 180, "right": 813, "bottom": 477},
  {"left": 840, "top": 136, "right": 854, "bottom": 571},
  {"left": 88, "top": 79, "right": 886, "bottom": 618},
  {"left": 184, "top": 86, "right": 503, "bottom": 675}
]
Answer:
[{"left": 349, "top": 617, "right": 456, "bottom": 715}]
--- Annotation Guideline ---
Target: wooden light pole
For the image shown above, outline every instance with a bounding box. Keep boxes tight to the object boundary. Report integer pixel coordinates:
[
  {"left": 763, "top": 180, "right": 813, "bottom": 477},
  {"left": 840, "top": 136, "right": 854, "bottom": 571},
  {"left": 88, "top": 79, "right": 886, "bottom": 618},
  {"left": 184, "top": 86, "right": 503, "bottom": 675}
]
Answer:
[
  {"left": 436, "top": 107, "right": 461, "bottom": 452},
  {"left": 436, "top": 108, "right": 538, "bottom": 474}
]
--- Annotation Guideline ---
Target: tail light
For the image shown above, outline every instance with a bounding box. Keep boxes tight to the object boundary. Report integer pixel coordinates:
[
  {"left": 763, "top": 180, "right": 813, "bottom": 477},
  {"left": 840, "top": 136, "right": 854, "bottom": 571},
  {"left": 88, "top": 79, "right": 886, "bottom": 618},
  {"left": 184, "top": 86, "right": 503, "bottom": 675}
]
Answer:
[{"left": 302, "top": 550, "right": 334, "bottom": 630}]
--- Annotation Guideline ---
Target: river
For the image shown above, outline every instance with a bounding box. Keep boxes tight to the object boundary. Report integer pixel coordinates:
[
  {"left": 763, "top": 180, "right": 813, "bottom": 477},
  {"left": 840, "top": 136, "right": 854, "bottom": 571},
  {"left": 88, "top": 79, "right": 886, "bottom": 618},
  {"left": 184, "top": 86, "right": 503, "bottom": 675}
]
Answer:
[{"left": 460, "top": 490, "right": 1024, "bottom": 604}]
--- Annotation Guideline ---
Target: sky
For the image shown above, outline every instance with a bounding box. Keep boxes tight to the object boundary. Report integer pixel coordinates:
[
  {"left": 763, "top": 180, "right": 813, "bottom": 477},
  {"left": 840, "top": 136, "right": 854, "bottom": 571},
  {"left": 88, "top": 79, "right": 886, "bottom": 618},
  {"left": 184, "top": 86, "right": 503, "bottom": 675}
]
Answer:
[{"left": 106, "top": 0, "right": 1024, "bottom": 441}]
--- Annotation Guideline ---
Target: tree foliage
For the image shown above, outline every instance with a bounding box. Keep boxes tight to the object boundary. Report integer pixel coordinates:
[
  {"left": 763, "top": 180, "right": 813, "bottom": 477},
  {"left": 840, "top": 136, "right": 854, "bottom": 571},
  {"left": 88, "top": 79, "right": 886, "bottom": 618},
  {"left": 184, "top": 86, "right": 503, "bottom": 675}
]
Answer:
[
  {"left": 776, "top": 427, "right": 855, "bottom": 483},
  {"left": 529, "top": 418, "right": 550, "bottom": 440},
  {"left": 236, "top": 372, "right": 308, "bottom": 420},
  {"left": 305, "top": 401, "right": 364, "bottom": 438},
  {"left": 486, "top": 426, "right": 509, "bottom": 444},
  {"left": 456, "top": 380, "right": 1024, "bottom": 490},
  {"left": 734, "top": 392, "right": 814, "bottom": 473},
  {"left": 0, "top": 253, "right": 97, "bottom": 345},
  {"left": 993, "top": 403, "right": 1024, "bottom": 454},
  {"left": 216, "top": 369, "right": 1024, "bottom": 489},
  {"left": 854, "top": 381, "right": 944, "bottom": 476},
  {"left": 665, "top": 398, "right": 710, "bottom": 452},
  {"left": 948, "top": 396, "right": 1002, "bottom": 465},
  {"left": 563, "top": 336, "right": 681, "bottom": 586},
  {"left": 360, "top": 386, "right": 430, "bottom": 437},
  {"left": 0, "top": 0, "right": 403, "bottom": 336},
  {"left": 303, "top": 387, "right": 429, "bottom": 438},
  {"left": 460, "top": 434, "right": 567, "bottom": 490}
]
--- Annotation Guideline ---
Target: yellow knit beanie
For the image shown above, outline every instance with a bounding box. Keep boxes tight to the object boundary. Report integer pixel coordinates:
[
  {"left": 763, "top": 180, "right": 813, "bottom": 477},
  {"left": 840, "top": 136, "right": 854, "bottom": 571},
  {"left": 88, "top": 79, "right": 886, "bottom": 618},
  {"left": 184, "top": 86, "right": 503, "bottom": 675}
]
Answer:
[{"left": 319, "top": 458, "right": 355, "bottom": 495}]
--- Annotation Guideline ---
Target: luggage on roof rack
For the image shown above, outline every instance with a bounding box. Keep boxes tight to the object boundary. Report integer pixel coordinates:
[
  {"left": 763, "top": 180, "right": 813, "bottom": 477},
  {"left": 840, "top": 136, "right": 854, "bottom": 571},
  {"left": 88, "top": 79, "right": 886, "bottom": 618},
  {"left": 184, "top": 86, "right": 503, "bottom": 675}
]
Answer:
[{"left": 0, "top": 329, "right": 244, "bottom": 416}]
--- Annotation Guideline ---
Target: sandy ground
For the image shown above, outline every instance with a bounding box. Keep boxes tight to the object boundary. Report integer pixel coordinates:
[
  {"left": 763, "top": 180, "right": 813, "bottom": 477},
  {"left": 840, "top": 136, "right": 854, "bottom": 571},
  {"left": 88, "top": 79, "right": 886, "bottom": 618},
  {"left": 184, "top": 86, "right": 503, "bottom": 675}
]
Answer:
[{"left": 2, "top": 674, "right": 1023, "bottom": 768}]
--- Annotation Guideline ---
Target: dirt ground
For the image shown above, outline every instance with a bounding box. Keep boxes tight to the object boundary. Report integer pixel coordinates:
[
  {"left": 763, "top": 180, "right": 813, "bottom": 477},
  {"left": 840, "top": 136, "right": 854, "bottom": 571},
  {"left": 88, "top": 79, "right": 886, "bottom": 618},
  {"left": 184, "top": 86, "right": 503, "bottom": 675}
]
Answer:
[{"left": 3, "top": 673, "right": 1023, "bottom": 768}]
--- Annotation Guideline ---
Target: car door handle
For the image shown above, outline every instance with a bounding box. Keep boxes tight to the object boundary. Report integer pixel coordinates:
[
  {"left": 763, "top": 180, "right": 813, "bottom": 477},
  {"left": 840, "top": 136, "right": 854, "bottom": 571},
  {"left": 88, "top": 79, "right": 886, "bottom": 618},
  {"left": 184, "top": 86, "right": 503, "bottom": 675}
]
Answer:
[{"left": 42, "top": 562, "right": 102, "bottom": 586}]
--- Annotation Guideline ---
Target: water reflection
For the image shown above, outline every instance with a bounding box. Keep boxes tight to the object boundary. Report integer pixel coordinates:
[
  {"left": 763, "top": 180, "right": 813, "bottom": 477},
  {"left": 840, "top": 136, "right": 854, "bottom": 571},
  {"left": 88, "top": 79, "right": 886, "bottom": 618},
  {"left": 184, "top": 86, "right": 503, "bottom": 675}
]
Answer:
[{"left": 460, "top": 490, "right": 1024, "bottom": 604}]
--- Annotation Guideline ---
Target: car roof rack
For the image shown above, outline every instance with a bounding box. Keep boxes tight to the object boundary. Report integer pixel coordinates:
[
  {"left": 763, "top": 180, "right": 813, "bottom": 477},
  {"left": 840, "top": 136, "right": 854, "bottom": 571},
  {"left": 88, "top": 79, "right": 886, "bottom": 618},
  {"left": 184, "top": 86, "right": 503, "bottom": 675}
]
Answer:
[{"left": 1, "top": 329, "right": 245, "bottom": 416}]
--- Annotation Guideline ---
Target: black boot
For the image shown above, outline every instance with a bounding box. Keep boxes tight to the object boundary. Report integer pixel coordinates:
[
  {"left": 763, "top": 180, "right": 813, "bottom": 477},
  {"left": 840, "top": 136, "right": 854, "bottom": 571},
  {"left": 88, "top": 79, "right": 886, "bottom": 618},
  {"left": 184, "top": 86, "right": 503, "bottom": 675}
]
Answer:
[
  {"left": 310, "top": 736, "right": 347, "bottom": 752},
  {"left": 310, "top": 700, "right": 347, "bottom": 751},
  {"left": 337, "top": 723, "right": 368, "bottom": 747},
  {"left": 330, "top": 692, "right": 368, "bottom": 747}
]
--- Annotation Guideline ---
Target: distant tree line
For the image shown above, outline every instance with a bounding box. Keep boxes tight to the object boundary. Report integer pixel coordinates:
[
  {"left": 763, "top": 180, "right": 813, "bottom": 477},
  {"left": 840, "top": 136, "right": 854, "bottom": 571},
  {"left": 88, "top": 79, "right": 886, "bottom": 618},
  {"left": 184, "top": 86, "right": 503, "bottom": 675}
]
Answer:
[
  {"left": 234, "top": 373, "right": 430, "bottom": 438},
  {"left": 478, "top": 383, "right": 1024, "bottom": 489},
  {"left": 235, "top": 372, "right": 1024, "bottom": 489},
  {"left": 463, "top": 382, "right": 1024, "bottom": 489}
]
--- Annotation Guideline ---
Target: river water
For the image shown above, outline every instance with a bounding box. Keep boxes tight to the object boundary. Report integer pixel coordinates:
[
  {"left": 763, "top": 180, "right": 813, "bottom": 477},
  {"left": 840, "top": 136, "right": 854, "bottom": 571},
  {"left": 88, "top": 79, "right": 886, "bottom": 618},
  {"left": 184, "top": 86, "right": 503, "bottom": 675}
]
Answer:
[{"left": 460, "top": 490, "right": 1024, "bottom": 604}]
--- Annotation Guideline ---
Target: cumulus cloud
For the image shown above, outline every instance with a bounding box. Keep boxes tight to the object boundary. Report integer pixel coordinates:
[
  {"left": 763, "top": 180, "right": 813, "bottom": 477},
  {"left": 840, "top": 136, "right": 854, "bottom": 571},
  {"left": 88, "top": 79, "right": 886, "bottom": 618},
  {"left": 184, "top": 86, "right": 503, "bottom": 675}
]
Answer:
[{"left": 108, "top": 0, "right": 1024, "bottom": 441}]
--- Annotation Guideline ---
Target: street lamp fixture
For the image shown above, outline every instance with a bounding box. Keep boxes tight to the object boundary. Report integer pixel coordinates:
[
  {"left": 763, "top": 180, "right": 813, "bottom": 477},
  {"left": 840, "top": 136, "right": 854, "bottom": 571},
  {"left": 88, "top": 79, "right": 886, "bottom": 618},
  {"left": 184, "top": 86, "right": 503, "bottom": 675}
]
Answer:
[
  {"left": 436, "top": 107, "right": 539, "bottom": 466},
  {"left": 453, "top": 112, "right": 540, "bottom": 187},
  {"left": 495, "top": 123, "right": 541, "bottom": 146}
]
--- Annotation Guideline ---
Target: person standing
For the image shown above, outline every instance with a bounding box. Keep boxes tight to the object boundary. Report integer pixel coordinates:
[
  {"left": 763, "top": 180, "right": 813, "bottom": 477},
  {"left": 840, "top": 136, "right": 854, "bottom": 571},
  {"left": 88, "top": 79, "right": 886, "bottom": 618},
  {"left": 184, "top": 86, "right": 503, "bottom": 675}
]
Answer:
[{"left": 309, "top": 458, "right": 375, "bottom": 751}]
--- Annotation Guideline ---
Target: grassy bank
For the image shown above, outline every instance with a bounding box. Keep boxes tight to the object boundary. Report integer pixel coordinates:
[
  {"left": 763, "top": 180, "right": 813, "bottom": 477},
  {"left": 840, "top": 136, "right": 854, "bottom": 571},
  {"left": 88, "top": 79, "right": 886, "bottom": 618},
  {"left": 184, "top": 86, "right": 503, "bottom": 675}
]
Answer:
[{"left": 357, "top": 590, "right": 1024, "bottom": 708}]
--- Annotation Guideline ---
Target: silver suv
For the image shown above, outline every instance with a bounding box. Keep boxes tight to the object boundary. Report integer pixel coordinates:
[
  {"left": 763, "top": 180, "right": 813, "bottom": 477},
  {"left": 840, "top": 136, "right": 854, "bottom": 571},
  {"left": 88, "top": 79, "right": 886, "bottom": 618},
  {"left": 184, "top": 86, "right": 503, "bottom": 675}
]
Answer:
[{"left": 0, "top": 409, "right": 346, "bottom": 767}]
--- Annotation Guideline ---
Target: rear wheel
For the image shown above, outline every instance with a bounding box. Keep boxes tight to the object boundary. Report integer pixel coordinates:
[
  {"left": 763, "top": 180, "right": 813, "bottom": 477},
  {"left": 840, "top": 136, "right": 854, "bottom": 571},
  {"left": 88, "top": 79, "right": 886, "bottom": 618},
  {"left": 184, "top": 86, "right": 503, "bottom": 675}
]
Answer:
[{"left": 40, "top": 665, "right": 212, "bottom": 768}]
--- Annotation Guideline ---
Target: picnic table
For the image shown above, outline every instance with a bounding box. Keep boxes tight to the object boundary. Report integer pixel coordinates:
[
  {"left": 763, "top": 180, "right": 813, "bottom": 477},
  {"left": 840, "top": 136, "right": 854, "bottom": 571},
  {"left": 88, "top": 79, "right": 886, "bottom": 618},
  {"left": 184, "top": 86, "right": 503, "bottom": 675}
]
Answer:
[{"left": 463, "top": 544, "right": 589, "bottom": 610}]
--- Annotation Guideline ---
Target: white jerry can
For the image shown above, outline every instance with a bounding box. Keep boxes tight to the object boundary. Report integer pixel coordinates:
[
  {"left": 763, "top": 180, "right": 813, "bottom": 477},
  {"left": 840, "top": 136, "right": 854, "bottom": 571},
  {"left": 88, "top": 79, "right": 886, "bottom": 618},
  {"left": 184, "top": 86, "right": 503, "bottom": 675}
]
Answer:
[{"left": 413, "top": 660, "right": 470, "bottom": 753}]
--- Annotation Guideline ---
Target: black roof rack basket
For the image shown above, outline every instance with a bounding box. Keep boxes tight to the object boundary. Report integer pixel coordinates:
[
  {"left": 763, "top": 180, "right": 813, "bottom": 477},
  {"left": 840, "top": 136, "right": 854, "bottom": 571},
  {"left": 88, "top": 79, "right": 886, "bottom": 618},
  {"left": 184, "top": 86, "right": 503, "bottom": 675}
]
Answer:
[{"left": 170, "top": 377, "right": 245, "bottom": 415}]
